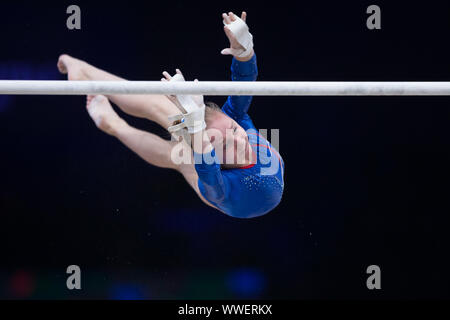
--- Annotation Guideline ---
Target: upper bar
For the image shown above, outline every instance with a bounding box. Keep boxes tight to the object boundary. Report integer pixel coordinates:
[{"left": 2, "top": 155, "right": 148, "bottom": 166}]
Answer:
[{"left": 1, "top": 81, "right": 450, "bottom": 96}]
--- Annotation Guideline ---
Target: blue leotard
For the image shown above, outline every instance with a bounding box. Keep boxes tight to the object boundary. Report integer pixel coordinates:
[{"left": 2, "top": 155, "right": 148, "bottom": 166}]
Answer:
[{"left": 194, "top": 54, "right": 285, "bottom": 218}]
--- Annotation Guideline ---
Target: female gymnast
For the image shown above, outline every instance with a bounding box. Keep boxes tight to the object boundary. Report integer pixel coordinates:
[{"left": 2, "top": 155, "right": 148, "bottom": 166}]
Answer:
[{"left": 57, "top": 11, "right": 284, "bottom": 218}]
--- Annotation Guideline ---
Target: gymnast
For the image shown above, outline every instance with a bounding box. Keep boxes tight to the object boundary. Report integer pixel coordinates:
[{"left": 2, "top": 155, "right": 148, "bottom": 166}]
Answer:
[{"left": 57, "top": 11, "right": 284, "bottom": 218}]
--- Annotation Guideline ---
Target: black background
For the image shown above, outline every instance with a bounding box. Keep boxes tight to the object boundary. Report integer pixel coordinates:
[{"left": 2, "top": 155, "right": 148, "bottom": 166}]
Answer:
[{"left": 1, "top": 0, "right": 450, "bottom": 299}]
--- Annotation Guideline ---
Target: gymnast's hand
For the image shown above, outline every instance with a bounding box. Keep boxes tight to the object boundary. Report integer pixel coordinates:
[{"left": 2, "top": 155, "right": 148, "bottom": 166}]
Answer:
[
  {"left": 161, "top": 69, "right": 204, "bottom": 110},
  {"left": 161, "top": 69, "right": 206, "bottom": 135},
  {"left": 221, "top": 11, "right": 254, "bottom": 61}
]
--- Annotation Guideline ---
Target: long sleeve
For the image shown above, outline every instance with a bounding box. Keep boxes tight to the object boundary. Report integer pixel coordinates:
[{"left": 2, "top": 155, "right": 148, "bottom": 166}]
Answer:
[
  {"left": 221, "top": 54, "right": 258, "bottom": 121},
  {"left": 194, "top": 54, "right": 258, "bottom": 211},
  {"left": 193, "top": 149, "right": 229, "bottom": 206}
]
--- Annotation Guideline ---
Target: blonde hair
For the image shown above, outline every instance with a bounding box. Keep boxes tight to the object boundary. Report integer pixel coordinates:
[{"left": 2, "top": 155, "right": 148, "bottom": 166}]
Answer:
[{"left": 204, "top": 101, "right": 223, "bottom": 127}]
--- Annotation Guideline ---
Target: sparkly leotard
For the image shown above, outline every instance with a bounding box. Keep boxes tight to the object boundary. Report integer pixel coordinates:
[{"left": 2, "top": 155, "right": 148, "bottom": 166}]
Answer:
[{"left": 194, "top": 54, "right": 285, "bottom": 218}]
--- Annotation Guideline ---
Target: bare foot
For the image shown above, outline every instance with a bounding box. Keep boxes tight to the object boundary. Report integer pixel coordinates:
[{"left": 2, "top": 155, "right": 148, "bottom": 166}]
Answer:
[
  {"left": 57, "top": 54, "right": 90, "bottom": 81},
  {"left": 86, "top": 95, "right": 127, "bottom": 136}
]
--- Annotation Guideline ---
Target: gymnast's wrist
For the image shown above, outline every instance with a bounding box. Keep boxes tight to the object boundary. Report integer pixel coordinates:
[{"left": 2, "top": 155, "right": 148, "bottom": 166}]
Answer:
[{"left": 235, "top": 48, "right": 254, "bottom": 62}]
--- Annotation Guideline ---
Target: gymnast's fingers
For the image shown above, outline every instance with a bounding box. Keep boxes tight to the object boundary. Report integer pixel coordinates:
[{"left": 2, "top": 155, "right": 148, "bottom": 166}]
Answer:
[
  {"left": 162, "top": 71, "right": 171, "bottom": 80},
  {"left": 222, "top": 12, "right": 231, "bottom": 24},
  {"left": 241, "top": 11, "right": 247, "bottom": 22}
]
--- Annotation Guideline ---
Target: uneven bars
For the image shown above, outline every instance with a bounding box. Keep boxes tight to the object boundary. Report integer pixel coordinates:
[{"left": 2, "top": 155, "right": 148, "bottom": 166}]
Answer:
[{"left": 1, "top": 81, "right": 450, "bottom": 96}]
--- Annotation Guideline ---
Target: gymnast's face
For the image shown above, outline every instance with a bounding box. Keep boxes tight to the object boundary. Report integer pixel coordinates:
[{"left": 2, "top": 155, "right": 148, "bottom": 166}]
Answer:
[{"left": 206, "top": 112, "right": 253, "bottom": 168}]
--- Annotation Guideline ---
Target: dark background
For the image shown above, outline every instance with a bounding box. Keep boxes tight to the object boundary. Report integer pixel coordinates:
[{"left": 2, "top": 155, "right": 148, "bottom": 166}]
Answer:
[{"left": 1, "top": 0, "right": 450, "bottom": 299}]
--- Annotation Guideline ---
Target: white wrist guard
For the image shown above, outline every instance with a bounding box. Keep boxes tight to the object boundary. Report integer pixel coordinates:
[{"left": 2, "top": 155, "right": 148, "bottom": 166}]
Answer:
[
  {"left": 223, "top": 16, "right": 254, "bottom": 58},
  {"left": 168, "top": 97, "right": 206, "bottom": 134},
  {"left": 167, "top": 74, "right": 206, "bottom": 135}
]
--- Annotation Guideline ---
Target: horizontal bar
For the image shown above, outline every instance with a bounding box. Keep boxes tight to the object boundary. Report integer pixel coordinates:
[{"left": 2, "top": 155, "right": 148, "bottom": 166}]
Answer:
[{"left": 1, "top": 80, "right": 450, "bottom": 96}]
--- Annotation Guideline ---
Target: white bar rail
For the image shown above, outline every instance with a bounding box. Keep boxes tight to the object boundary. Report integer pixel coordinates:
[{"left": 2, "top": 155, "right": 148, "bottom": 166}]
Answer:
[{"left": 1, "top": 81, "right": 450, "bottom": 96}]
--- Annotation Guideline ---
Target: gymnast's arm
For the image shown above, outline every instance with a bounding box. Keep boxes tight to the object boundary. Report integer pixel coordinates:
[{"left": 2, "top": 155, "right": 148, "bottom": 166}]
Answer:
[
  {"left": 221, "top": 52, "right": 258, "bottom": 120},
  {"left": 162, "top": 69, "right": 228, "bottom": 203},
  {"left": 220, "top": 11, "right": 258, "bottom": 120},
  {"left": 191, "top": 130, "right": 229, "bottom": 204}
]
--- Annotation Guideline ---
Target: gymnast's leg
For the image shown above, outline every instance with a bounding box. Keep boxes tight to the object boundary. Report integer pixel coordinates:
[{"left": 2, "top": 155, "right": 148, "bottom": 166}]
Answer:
[
  {"left": 57, "top": 54, "right": 179, "bottom": 129},
  {"left": 86, "top": 94, "right": 217, "bottom": 210}
]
